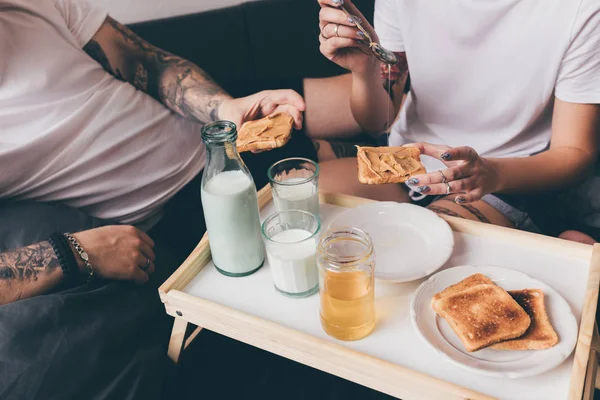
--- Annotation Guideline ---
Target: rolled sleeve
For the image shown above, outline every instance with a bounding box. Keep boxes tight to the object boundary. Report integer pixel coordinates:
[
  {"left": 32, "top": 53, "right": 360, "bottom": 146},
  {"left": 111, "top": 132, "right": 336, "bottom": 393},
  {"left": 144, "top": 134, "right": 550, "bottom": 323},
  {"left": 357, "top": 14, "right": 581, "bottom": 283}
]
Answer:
[{"left": 53, "top": 0, "right": 108, "bottom": 48}]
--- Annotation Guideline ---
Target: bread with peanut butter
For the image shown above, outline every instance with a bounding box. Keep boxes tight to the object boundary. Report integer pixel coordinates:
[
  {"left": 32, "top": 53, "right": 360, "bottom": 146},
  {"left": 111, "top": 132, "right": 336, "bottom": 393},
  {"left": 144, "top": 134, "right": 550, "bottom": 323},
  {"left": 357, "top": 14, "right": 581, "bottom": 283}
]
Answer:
[
  {"left": 237, "top": 113, "right": 293, "bottom": 153},
  {"left": 356, "top": 146, "right": 426, "bottom": 184}
]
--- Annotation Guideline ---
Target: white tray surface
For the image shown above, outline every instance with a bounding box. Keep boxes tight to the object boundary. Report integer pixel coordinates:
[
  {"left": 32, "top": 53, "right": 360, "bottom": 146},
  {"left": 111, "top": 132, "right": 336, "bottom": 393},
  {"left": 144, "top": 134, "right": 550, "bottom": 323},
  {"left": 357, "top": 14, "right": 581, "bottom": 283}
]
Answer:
[{"left": 183, "top": 202, "right": 589, "bottom": 400}]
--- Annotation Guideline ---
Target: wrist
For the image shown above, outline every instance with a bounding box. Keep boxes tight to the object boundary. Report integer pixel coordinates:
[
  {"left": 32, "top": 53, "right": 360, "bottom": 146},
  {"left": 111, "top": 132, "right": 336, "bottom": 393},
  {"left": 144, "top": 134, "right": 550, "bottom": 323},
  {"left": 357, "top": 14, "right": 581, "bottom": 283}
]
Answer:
[
  {"left": 486, "top": 158, "right": 505, "bottom": 193},
  {"left": 215, "top": 96, "right": 236, "bottom": 122},
  {"left": 48, "top": 233, "right": 82, "bottom": 286},
  {"left": 353, "top": 57, "right": 379, "bottom": 80},
  {"left": 67, "top": 242, "right": 86, "bottom": 274}
]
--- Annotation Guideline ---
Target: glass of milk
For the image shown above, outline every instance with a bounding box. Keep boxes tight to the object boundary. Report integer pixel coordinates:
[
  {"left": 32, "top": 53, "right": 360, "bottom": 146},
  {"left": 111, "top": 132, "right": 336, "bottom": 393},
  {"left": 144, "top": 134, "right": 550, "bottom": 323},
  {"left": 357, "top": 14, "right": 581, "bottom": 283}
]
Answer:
[
  {"left": 267, "top": 158, "right": 319, "bottom": 217},
  {"left": 200, "top": 121, "right": 265, "bottom": 277},
  {"left": 262, "top": 210, "right": 321, "bottom": 298}
]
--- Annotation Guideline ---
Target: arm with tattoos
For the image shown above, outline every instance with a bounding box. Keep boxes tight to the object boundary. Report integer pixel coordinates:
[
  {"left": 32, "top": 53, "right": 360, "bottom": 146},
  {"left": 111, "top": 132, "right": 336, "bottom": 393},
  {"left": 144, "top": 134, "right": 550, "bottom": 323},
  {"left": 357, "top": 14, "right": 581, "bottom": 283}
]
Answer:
[
  {"left": 83, "top": 17, "right": 229, "bottom": 125},
  {"left": 83, "top": 17, "right": 305, "bottom": 128},
  {"left": 0, "top": 242, "right": 64, "bottom": 305}
]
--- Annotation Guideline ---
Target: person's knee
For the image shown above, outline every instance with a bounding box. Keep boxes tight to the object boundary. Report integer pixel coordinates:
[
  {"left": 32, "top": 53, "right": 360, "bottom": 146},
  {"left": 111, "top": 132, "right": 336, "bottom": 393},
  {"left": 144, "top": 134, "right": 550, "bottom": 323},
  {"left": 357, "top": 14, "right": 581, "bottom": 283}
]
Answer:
[{"left": 558, "top": 230, "right": 597, "bottom": 245}]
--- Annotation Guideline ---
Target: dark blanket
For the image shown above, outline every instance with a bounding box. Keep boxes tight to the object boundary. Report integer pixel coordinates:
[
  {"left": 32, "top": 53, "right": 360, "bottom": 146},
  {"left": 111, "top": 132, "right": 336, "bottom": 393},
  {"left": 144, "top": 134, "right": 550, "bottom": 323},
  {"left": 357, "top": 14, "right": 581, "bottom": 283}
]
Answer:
[
  {"left": 0, "top": 202, "right": 179, "bottom": 400},
  {"left": 0, "top": 127, "right": 318, "bottom": 400}
]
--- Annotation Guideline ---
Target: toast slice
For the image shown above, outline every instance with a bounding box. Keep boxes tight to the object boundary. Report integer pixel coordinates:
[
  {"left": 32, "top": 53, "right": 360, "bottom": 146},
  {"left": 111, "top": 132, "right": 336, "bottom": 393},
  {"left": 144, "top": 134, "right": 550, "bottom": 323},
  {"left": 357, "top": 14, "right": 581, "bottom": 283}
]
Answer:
[
  {"left": 432, "top": 284, "right": 531, "bottom": 352},
  {"left": 356, "top": 146, "right": 426, "bottom": 184},
  {"left": 432, "top": 273, "right": 495, "bottom": 304},
  {"left": 491, "top": 289, "right": 558, "bottom": 350},
  {"left": 237, "top": 113, "right": 293, "bottom": 153}
]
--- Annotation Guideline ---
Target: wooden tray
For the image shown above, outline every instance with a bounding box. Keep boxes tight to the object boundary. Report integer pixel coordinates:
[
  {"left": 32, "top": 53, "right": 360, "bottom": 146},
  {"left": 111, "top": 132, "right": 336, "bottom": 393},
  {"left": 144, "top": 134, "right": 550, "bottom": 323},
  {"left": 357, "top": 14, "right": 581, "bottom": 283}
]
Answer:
[{"left": 159, "top": 187, "right": 600, "bottom": 400}]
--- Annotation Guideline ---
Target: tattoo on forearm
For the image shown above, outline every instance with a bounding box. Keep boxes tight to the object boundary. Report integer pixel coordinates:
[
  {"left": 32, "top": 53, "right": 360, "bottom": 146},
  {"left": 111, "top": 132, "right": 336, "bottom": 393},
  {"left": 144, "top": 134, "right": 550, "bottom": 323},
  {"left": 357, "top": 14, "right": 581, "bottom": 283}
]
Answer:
[
  {"left": 84, "top": 17, "right": 228, "bottom": 125},
  {"left": 428, "top": 206, "right": 464, "bottom": 219},
  {"left": 459, "top": 204, "right": 491, "bottom": 224},
  {"left": 133, "top": 64, "right": 148, "bottom": 92},
  {"left": 83, "top": 40, "right": 125, "bottom": 80},
  {"left": 0, "top": 242, "right": 59, "bottom": 283},
  {"left": 380, "top": 52, "right": 409, "bottom": 100}
]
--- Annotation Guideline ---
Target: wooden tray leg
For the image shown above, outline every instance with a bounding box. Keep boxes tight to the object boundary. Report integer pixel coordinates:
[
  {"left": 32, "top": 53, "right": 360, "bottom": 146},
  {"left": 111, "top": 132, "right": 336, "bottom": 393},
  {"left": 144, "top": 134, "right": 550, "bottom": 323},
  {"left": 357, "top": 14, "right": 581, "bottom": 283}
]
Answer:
[{"left": 168, "top": 318, "right": 188, "bottom": 364}]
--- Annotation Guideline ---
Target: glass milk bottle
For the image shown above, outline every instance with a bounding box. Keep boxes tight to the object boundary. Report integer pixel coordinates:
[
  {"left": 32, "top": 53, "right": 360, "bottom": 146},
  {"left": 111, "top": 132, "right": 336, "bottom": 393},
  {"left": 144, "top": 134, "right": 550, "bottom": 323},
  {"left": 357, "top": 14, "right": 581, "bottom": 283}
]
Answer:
[{"left": 200, "top": 121, "right": 265, "bottom": 277}]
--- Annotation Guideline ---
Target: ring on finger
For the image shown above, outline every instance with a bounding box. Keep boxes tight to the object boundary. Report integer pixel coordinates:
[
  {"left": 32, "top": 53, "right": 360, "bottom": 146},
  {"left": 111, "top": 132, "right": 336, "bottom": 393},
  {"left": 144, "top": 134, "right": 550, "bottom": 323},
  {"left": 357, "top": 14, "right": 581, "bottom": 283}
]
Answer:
[
  {"left": 320, "top": 23, "right": 333, "bottom": 40},
  {"left": 141, "top": 257, "right": 151, "bottom": 271},
  {"left": 445, "top": 182, "right": 451, "bottom": 195},
  {"left": 334, "top": 23, "right": 340, "bottom": 37},
  {"left": 439, "top": 170, "right": 448, "bottom": 184}
]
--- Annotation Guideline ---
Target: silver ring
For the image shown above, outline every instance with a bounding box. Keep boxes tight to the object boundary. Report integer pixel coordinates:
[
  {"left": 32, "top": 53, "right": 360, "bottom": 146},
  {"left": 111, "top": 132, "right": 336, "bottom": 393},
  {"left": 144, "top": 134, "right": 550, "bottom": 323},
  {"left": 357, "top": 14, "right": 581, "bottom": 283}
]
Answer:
[
  {"left": 334, "top": 24, "right": 340, "bottom": 37},
  {"left": 439, "top": 170, "right": 448, "bottom": 184},
  {"left": 142, "top": 257, "right": 151, "bottom": 271},
  {"left": 445, "top": 182, "right": 451, "bottom": 195}
]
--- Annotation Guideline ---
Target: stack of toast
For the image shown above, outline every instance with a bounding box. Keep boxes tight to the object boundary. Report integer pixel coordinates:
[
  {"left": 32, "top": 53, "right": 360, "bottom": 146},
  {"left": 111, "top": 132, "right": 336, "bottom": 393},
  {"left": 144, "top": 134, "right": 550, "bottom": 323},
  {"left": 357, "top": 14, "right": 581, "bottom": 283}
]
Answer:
[
  {"left": 431, "top": 273, "right": 559, "bottom": 352},
  {"left": 356, "top": 146, "right": 426, "bottom": 184}
]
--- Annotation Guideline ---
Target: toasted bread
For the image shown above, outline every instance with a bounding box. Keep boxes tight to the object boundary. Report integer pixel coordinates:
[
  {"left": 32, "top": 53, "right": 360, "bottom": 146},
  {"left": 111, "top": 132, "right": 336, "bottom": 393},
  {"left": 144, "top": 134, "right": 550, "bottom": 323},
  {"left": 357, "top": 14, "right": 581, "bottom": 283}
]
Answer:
[
  {"left": 356, "top": 146, "right": 426, "bottom": 185},
  {"left": 432, "top": 284, "right": 531, "bottom": 352},
  {"left": 432, "top": 273, "right": 495, "bottom": 304},
  {"left": 491, "top": 289, "right": 558, "bottom": 350},
  {"left": 237, "top": 113, "right": 293, "bottom": 153}
]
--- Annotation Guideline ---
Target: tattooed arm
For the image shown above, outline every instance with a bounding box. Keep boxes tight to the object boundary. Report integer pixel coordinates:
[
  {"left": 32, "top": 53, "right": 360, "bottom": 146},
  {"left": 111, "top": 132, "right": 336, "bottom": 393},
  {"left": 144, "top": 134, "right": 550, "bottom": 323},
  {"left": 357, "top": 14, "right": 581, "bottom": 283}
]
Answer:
[
  {"left": 0, "top": 242, "right": 64, "bottom": 305},
  {"left": 83, "top": 16, "right": 231, "bottom": 125},
  {"left": 82, "top": 17, "right": 305, "bottom": 128}
]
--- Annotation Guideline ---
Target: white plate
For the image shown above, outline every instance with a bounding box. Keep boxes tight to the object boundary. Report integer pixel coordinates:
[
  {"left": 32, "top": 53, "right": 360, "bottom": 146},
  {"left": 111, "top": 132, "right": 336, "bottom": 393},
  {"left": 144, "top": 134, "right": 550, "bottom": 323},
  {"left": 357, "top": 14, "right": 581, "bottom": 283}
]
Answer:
[
  {"left": 328, "top": 202, "right": 454, "bottom": 282},
  {"left": 411, "top": 265, "right": 578, "bottom": 379}
]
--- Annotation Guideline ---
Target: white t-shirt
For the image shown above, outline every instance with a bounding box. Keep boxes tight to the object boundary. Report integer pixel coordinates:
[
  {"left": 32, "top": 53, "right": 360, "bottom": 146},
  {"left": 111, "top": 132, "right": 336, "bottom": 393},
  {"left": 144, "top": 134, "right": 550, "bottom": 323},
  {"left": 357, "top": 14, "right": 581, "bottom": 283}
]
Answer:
[
  {"left": 0, "top": 0, "right": 205, "bottom": 227},
  {"left": 375, "top": 0, "right": 600, "bottom": 172}
]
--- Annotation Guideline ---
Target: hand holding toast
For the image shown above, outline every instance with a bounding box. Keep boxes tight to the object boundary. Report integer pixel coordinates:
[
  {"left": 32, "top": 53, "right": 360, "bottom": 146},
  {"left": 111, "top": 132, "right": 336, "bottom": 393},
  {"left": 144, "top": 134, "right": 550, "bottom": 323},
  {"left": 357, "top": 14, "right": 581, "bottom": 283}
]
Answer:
[
  {"left": 406, "top": 142, "right": 501, "bottom": 204},
  {"left": 219, "top": 90, "right": 305, "bottom": 131}
]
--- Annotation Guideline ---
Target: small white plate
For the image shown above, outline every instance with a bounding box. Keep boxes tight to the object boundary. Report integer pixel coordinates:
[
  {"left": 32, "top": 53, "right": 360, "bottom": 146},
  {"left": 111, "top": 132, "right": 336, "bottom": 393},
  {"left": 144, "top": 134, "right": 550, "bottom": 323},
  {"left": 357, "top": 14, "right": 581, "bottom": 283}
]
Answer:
[
  {"left": 328, "top": 202, "right": 454, "bottom": 282},
  {"left": 411, "top": 265, "right": 578, "bottom": 379}
]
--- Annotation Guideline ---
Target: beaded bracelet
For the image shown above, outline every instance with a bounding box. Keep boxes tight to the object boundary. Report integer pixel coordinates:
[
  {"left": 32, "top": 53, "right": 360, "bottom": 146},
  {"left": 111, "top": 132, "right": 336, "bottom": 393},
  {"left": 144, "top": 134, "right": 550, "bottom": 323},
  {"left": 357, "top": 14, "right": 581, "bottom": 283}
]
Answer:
[{"left": 48, "top": 232, "right": 80, "bottom": 285}]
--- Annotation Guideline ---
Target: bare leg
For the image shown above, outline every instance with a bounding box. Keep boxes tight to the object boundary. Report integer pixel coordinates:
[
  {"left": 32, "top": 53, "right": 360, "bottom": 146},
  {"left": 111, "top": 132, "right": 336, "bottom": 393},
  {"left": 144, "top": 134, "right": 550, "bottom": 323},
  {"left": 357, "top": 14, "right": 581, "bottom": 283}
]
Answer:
[
  {"left": 304, "top": 75, "right": 362, "bottom": 140},
  {"left": 319, "top": 157, "right": 411, "bottom": 202},
  {"left": 427, "top": 197, "right": 514, "bottom": 228},
  {"left": 559, "top": 230, "right": 597, "bottom": 244},
  {"left": 313, "top": 139, "right": 360, "bottom": 162},
  {"left": 429, "top": 198, "right": 598, "bottom": 244}
]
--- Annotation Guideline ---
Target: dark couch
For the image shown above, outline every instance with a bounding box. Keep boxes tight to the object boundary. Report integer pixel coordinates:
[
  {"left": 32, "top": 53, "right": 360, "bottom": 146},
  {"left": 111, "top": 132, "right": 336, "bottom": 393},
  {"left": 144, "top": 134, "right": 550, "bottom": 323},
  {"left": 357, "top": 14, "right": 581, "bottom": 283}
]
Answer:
[{"left": 129, "top": 0, "right": 375, "bottom": 96}]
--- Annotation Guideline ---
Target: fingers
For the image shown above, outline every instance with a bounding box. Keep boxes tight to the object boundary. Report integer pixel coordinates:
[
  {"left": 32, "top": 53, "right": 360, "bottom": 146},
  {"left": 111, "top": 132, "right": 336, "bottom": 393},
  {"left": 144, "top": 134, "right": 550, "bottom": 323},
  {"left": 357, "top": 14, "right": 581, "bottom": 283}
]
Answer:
[
  {"left": 439, "top": 146, "right": 478, "bottom": 162},
  {"left": 136, "top": 228, "right": 155, "bottom": 248},
  {"left": 454, "top": 188, "right": 484, "bottom": 204},
  {"left": 319, "top": 36, "right": 363, "bottom": 60},
  {"left": 321, "top": 22, "right": 363, "bottom": 40},
  {"left": 264, "top": 89, "right": 306, "bottom": 112},
  {"left": 138, "top": 241, "right": 156, "bottom": 263},
  {"left": 130, "top": 265, "right": 150, "bottom": 285},
  {"left": 135, "top": 252, "right": 156, "bottom": 275},
  {"left": 272, "top": 104, "right": 304, "bottom": 130},
  {"left": 407, "top": 166, "right": 470, "bottom": 186},
  {"left": 319, "top": 6, "right": 363, "bottom": 30},
  {"left": 318, "top": 0, "right": 374, "bottom": 38},
  {"left": 416, "top": 177, "right": 478, "bottom": 196},
  {"left": 408, "top": 142, "right": 452, "bottom": 159}
]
